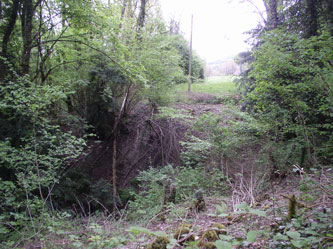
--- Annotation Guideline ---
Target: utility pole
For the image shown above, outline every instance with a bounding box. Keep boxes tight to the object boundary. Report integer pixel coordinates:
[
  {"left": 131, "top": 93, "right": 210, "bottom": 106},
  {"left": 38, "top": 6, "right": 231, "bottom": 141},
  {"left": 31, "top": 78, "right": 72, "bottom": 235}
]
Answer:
[{"left": 188, "top": 14, "right": 193, "bottom": 92}]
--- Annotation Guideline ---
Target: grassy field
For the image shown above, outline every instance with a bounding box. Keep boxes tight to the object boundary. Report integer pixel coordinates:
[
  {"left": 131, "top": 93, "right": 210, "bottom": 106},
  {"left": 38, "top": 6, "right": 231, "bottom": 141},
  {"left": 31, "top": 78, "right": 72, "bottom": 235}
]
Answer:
[{"left": 172, "top": 76, "right": 238, "bottom": 96}]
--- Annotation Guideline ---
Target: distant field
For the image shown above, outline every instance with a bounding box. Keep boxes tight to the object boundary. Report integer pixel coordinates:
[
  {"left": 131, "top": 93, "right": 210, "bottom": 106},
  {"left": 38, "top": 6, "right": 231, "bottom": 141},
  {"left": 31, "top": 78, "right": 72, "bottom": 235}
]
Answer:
[{"left": 172, "top": 76, "right": 238, "bottom": 96}]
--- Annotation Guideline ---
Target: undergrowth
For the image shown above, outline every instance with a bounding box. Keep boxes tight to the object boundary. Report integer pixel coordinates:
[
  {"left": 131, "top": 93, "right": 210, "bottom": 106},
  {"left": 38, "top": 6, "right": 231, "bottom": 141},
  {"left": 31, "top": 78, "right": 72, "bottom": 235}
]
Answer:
[
  {"left": 2, "top": 78, "right": 332, "bottom": 248},
  {"left": 128, "top": 164, "right": 228, "bottom": 221}
]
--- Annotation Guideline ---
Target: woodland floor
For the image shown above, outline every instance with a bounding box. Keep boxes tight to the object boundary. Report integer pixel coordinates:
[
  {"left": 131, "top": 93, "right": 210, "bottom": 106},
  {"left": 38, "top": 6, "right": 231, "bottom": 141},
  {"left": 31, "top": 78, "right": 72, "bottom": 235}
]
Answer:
[{"left": 123, "top": 171, "right": 333, "bottom": 248}]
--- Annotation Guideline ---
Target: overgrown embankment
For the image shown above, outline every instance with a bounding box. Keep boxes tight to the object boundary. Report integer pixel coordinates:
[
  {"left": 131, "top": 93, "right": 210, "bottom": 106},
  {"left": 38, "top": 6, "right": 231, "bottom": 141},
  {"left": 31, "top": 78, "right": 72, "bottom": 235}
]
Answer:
[{"left": 3, "top": 77, "right": 333, "bottom": 249}]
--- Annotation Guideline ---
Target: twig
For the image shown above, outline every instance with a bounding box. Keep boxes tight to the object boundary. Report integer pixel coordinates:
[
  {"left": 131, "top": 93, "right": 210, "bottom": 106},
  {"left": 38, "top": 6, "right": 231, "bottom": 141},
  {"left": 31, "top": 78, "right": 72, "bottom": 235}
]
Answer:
[
  {"left": 73, "top": 194, "right": 87, "bottom": 217},
  {"left": 308, "top": 202, "right": 333, "bottom": 209},
  {"left": 317, "top": 183, "right": 333, "bottom": 199},
  {"left": 171, "top": 212, "right": 199, "bottom": 249},
  {"left": 175, "top": 232, "right": 195, "bottom": 244},
  {"left": 118, "top": 201, "right": 130, "bottom": 222},
  {"left": 146, "top": 208, "right": 172, "bottom": 228},
  {"left": 85, "top": 194, "right": 112, "bottom": 215}
]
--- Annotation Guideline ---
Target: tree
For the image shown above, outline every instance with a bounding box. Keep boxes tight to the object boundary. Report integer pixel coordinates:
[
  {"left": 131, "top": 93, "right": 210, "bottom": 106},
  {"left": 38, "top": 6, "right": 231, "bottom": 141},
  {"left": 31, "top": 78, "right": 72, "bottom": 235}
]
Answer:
[
  {"left": 266, "top": 0, "right": 278, "bottom": 29},
  {"left": 188, "top": 14, "right": 193, "bottom": 92},
  {"left": 170, "top": 34, "right": 205, "bottom": 83},
  {"left": 137, "top": 0, "right": 147, "bottom": 30},
  {"left": 0, "top": 0, "right": 194, "bottom": 238},
  {"left": 238, "top": 0, "right": 333, "bottom": 166},
  {"left": 0, "top": 0, "right": 20, "bottom": 80}
]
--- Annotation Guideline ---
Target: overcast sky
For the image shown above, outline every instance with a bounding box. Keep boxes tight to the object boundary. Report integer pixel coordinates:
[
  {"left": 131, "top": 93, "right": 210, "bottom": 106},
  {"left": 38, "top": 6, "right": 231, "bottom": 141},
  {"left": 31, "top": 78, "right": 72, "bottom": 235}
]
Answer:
[{"left": 159, "top": 0, "right": 266, "bottom": 62}]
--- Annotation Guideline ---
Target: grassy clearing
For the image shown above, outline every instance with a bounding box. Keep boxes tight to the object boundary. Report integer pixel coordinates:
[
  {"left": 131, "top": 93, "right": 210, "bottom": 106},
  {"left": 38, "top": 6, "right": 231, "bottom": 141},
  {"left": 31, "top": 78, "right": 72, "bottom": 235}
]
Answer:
[
  {"left": 172, "top": 76, "right": 237, "bottom": 96},
  {"left": 170, "top": 76, "right": 238, "bottom": 103}
]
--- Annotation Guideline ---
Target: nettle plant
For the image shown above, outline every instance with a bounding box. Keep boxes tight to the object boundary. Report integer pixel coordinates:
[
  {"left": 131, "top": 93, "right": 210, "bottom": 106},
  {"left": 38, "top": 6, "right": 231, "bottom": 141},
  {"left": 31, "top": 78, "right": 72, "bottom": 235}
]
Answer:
[
  {"left": 180, "top": 135, "right": 212, "bottom": 167},
  {"left": 192, "top": 107, "right": 267, "bottom": 162},
  {"left": 271, "top": 210, "right": 333, "bottom": 249},
  {"left": 270, "top": 168, "right": 333, "bottom": 248}
]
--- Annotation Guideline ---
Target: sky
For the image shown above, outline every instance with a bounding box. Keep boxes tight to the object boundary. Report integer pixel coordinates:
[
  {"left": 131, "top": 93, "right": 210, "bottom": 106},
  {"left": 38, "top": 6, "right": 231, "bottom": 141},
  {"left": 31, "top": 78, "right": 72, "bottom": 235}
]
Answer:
[{"left": 159, "top": 0, "right": 266, "bottom": 62}]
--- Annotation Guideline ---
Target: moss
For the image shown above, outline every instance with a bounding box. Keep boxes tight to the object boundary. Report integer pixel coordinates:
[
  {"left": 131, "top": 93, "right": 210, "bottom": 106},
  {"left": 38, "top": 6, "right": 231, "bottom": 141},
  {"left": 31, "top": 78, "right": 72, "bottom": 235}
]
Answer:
[
  {"left": 147, "top": 236, "right": 170, "bottom": 249},
  {"left": 227, "top": 213, "right": 242, "bottom": 223},
  {"left": 197, "top": 240, "right": 216, "bottom": 249},
  {"left": 201, "top": 230, "right": 219, "bottom": 241},
  {"left": 211, "top": 223, "right": 227, "bottom": 235},
  {"left": 196, "top": 224, "right": 228, "bottom": 249},
  {"left": 173, "top": 223, "right": 194, "bottom": 242},
  {"left": 191, "top": 189, "right": 207, "bottom": 212},
  {"left": 288, "top": 194, "right": 297, "bottom": 221},
  {"left": 163, "top": 179, "right": 176, "bottom": 204},
  {"left": 211, "top": 223, "right": 225, "bottom": 230},
  {"left": 157, "top": 212, "right": 166, "bottom": 222},
  {"left": 227, "top": 214, "right": 233, "bottom": 221},
  {"left": 193, "top": 199, "right": 207, "bottom": 212},
  {"left": 195, "top": 189, "right": 204, "bottom": 201}
]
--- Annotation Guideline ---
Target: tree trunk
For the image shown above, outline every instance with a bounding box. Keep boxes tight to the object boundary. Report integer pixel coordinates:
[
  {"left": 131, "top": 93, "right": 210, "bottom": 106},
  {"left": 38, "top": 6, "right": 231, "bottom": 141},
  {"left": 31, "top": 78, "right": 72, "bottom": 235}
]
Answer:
[
  {"left": 137, "top": 0, "right": 147, "bottom": 30},
  {"left": 121, "top": 0, "right": 127, "bottom": 19},
  {"left": 324, "top": 0, "right": 333, "bottom": 35},
  {"left": 188, "top": 15, "right": 193, "bottom": 92},
  {"left": 110, "top": 89, "right": 130, "bottom": 211},
  {"left": 118, "top": 0, "right": 128, "bottom": 32},
  {"left": 21, "top": 0, "right": 34, "bottom": 75},
  {"left": 305, "top": 0, "right": 318, "bottom": 37},
  {"left": 267, "top": 0, "right": 278, "bottom": 30},
  {"left": 0, "top": 1, "right": 20, "bottom": 80},
  {"left": 112, "top": 134, "right": 118, "bottom": 211}
]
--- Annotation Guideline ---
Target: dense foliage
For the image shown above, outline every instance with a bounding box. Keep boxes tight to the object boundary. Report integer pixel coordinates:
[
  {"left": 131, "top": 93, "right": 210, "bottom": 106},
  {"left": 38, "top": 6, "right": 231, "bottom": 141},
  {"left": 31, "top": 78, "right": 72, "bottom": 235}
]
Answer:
[
  {"left": 0, "top": 0, "right": 205, "bottom": 244},
  {"left": 0, "top": 0, "right": 332, "bottom": 247},
  {"left": 237, "top": 0, "right": 333, "bottom": 167}
]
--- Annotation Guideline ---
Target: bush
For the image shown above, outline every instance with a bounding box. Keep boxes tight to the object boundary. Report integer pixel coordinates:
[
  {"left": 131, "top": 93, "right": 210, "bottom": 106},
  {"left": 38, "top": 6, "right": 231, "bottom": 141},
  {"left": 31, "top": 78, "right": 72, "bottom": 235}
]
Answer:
[
  {"left": 0, "top": 70, "right": 86, "bottom": 243},
  {"left": 193, "top": 106, "right": 267, "bottom": 160},
  {"left": 246, "top": 28, "right": 333, "bottom": 166}
]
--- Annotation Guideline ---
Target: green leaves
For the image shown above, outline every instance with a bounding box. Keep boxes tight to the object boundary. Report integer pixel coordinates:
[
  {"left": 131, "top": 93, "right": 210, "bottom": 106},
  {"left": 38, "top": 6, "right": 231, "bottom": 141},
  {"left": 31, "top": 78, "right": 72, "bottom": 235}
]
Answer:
[
  {"left": 247, "top": 230, "right": 266, "bottom": 242},
  {"left": 215, "top": 230, "right": 269, "bottom": 248},
  {"left": 273, "top": 233, "right": 289, "bottom": 241},
  {"left": 245, "top": 27, "right": 333, "bottom": 165},
  {"left": 271, "top": 207, "right": 333, "bottom": 248},
  {"left": 0, "top": 72, "right": 86, "bottom": 240},
  {"left": 235, "top": 202, "right": 249, "bottom": 209},
  {"left": 214, "top": 201, "right": 228, "bottom": 217},
  {"left": 290, "top": 239, "right": 303, "bottom": 248},
  {"left": 234, "top": 202, "right": 266, "bottom": 217},
  {"left": 128, "top": 226, "right": 152, "bottom": 236},
  {"left": 286, "top": 231, "right": 301, "bottom": 240},
  {"left": 249, "top": 209, "right": 266, "bottom": 217},
  {"left": 215, "top": 240, "right": 233, "bottom": 249}
]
